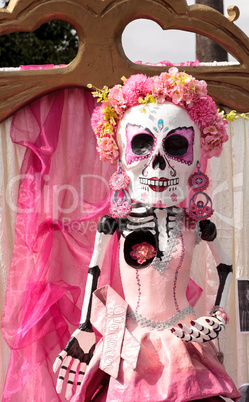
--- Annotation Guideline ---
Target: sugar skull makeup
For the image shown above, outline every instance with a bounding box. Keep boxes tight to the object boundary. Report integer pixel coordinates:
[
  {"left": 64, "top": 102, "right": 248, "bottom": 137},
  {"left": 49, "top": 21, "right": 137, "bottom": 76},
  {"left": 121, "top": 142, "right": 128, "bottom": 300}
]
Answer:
[{"left": 117, "top": 102, "right": 202, "bottom": 207}]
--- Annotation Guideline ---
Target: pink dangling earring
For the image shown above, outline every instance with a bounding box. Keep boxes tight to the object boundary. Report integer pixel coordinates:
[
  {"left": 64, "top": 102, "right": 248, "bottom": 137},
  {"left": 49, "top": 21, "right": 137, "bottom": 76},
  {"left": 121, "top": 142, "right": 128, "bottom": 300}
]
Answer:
[
  {"left": 109, "top": 164, "right": 132, "bottom": 218},
  {"left": 187, "top": 161, "right": 214, "bottom": 221}
]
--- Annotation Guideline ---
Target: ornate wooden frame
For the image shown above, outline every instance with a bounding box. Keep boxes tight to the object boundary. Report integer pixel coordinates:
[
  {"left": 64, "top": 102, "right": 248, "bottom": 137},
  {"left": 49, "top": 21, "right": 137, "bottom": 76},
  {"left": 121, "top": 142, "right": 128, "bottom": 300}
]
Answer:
[{"left": 0, "top": 0, "right": 249, "bottom": 122}]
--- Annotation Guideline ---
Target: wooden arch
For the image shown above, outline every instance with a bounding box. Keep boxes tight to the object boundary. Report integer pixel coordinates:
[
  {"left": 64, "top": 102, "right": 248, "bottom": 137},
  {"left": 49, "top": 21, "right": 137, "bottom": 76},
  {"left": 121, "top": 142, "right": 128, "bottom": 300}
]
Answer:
[{"left": 0, "top": 0, "right": 249, "bottom": 122}]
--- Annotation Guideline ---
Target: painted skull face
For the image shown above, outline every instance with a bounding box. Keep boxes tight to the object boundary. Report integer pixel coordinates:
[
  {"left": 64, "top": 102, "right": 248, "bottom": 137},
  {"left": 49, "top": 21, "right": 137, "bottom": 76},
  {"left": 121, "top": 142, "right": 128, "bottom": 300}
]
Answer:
[{"left": 116, "top": 102, "right": 202, "bottom": 207}]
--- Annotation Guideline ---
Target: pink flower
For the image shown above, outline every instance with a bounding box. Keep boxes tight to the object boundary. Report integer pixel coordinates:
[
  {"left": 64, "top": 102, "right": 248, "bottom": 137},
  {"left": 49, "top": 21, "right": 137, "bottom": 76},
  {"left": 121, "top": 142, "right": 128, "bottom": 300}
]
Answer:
[
  {"left": 203, "top": 125, "right": 218, "bottom": 136},
  {"left": 194, "top": 80, "right": 207, "bottom": 98},
  {"left": 188, "top": 96, "right": 217, "bottom": 128},
  {"left": 147, "top": 75, "right": 166, "bottom": 97},
  {"left": 201, "top": 136, "right": 223, "bottom": 158},
  {"left": 168, "top": 67, "right": 179, "bottom": 75},
  {"left": 130, "top": 242, "right": 156, "bottom": 264},
  {"left": 171, "top": 88, "right": 184, "bottom": 105},
  {"left": 121, "top": 74, "right": 148, "bottom": 107},
  {"left": 91, "top": 105, "right": 105, "bottom": 136},
  {"left": 209, "top": 147, "right": 222, "bottom": 158},
  {"left": 97, "top": 136, "right": 119, "bottom": 164},
  {"left": 108, "top": 85, "right": 126, "bottom": 113}
]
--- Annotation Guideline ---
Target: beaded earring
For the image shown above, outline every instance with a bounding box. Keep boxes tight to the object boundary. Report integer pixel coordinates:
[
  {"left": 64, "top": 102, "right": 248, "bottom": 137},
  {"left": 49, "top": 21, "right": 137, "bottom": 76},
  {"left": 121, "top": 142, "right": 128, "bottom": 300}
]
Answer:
[
  {"left": 109, "top": 165, "right": 132, "bottom": 218},
  {"left": 187, "top": 161, "right": 214, "bottom": 221}
]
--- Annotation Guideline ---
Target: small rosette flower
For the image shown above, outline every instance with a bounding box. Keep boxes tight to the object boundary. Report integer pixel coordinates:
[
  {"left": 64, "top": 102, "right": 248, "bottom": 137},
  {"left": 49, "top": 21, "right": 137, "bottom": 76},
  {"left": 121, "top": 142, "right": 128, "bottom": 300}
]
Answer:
[
  {"left": 130, "top": 242, "right": 156, "bottom": 264},
  {"left": 97, "top": 136, "right": 119, "bottom": 164}
]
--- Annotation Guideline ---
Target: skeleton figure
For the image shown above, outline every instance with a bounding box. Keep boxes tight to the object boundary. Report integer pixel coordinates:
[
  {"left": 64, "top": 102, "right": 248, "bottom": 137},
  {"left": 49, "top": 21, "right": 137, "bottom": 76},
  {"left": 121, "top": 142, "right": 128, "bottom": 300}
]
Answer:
[{"left": 53, "top": 76, "right": 240, "bottom": 401}]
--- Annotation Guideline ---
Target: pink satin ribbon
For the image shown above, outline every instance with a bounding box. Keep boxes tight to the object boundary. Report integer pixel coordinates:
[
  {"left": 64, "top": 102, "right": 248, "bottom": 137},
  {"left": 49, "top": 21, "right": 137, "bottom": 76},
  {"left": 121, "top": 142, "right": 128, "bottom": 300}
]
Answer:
[{"left": 91, "top": 285, "right": 140, "bottom": 379}]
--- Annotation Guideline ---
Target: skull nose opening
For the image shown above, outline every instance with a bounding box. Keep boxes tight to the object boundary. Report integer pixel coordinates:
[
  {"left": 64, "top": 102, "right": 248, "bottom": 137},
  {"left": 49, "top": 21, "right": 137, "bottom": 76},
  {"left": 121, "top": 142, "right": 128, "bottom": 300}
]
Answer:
[{"left": 152, "top": 151, "right": 166, "bottom": 170}]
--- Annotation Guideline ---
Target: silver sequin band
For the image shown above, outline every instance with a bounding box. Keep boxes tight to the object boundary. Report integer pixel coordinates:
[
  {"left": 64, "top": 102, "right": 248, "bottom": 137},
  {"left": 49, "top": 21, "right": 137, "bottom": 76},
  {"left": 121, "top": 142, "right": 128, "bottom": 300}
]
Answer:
[{"left": 128, "top": 305, "right": 195, "bottom": 331}]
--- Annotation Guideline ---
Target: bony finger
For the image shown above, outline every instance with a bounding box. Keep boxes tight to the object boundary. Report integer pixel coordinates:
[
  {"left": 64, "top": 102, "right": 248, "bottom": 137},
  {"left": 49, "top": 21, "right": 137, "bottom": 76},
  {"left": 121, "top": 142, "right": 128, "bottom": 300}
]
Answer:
[
  {"left": 190, "top": 320, "right": 206, "bottom": 332},
  {"left": 190, "top": 320, "right": 214, "bottom": 335},
  {"left": 189, "top": 326, "right": 200, "bottom": 338},
  {"left": 57, "top": 356, "right": 72, "bottom": 390},
  {"left": 178, "top": 323, "right": 199, "bottom": 337},
  {"left": 188, "top": 330, "right": 213, "bottom": 343},
  {"left": 68, "top": 359, "right": 79, "bottom": 384},
  {"left": 205, "top": 318, "right": 224, "bottom": 331},
  {"left": 181, "top": 333, "right": 192, "bottom": 341},
  {"left": 56, "top": 375, "right": 64, "bottom": 394},
  {"left": 173, "top": 327, "right": 198, "bottom": 342},
  {"left": 77, "top": 362, "right": 85, "bottom": 391},
  {"left": 189, "top": 334, "right": 204, "bottom": 343},
  {"left": 53, "top": 351, "right": 67, "bottom": 373},
  {"left": 65, "top": 381, "right": 73, "bottom": 400},
  {"left": 65, "top": 358, "right": 80, "bottom": 400},
  {"left": 53, "top": 358, "right": 61, "bottom": 374},
  {"left": 178, "top": 323, "right": 191, "bottom": 333},
  {"left": 171, "top": 327, "right": 184, "bottom": 338},
  {"left": 57, "top": 365, "right": 69, "bottom": 392}
]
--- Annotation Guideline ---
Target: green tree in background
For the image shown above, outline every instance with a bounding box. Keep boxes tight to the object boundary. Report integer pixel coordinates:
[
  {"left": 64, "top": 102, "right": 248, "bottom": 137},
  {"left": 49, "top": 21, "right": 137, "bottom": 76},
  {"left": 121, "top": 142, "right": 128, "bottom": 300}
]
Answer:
[{"left": 0, "top": 0, "right": 78, "bottom": 67}]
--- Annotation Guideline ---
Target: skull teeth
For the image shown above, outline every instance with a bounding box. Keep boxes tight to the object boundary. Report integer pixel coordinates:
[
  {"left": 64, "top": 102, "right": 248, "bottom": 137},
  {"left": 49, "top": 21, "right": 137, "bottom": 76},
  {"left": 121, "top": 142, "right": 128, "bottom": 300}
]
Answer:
[{"left": 140, "top": 178, "right": 179, "bottom": 187}]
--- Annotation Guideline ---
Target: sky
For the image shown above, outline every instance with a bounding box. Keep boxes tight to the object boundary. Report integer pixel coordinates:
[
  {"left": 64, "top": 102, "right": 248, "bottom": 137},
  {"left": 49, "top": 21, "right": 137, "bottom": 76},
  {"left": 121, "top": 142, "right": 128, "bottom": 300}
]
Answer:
[
  {"left": 0, "top": 0, "right": 249, "bottom": 64},
  {"left": 122, "top": 0, "right": 249, "bottom": 63}
]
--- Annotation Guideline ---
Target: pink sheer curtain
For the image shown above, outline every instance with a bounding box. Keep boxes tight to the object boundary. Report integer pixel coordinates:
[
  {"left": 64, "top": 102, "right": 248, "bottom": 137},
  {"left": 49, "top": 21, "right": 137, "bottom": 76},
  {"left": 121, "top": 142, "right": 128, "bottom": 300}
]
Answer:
[{"left": 1, "top": 87, "right": 118, "bottom": 401}]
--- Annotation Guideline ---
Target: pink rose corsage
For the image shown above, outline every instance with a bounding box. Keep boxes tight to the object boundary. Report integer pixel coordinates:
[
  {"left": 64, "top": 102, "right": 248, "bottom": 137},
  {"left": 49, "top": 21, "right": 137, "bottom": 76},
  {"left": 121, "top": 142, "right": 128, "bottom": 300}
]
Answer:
[{"left": 130, "top": 242, "right": 156, "bottom": 264}]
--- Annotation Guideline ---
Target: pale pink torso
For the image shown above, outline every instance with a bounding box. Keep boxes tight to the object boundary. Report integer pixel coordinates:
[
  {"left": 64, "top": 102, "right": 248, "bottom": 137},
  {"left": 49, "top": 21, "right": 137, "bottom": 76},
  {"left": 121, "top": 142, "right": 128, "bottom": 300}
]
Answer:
[{"left": 119, "top": 209, "right": 198, "bottom": 326}]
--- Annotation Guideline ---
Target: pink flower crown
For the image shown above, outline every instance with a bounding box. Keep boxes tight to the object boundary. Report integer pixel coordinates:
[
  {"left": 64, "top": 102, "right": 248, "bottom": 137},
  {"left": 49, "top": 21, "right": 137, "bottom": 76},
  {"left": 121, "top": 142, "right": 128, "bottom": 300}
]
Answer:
[{"left": 89, "top": 68, "right": 228, "bottom": 164}]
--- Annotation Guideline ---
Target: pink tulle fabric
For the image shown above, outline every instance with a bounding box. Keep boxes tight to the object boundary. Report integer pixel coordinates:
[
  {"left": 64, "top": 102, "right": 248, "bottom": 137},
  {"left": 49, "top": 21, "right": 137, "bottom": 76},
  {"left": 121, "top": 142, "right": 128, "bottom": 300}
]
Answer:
[
  {"left": 1, "top": 87, "right": 119, "bottom": 401},
  {"left": 1, "top": 75, "right": 204, "bottom": 400}
]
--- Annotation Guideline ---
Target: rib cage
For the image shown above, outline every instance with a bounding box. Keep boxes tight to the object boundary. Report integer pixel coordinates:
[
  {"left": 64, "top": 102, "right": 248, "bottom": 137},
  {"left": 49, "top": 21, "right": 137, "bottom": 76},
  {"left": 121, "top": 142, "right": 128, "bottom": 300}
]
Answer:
[{"left": 120, "top": 204, "right": 157, "bottom": 238}]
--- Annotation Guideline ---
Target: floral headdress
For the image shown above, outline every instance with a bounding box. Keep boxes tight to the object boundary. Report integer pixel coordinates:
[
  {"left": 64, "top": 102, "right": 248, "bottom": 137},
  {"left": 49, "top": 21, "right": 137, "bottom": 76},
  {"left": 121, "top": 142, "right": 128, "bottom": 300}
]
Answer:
[{"left": 89, "top": 68, "right": 228, "bottom": 164}]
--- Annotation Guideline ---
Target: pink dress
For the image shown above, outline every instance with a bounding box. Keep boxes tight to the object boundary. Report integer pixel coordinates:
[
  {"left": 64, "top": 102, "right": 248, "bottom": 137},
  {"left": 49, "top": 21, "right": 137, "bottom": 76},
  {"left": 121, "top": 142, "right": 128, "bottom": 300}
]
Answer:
[{"left": 72, "top": 210, "right": 240, "bottom": 402}]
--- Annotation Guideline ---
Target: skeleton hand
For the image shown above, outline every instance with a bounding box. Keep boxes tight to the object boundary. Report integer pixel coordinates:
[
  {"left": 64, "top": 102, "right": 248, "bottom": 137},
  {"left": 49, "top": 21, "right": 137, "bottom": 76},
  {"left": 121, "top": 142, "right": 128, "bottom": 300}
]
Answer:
[
  {"left": 170, "top": 315, "right": 225, "bottom": 343},
  {"left": 53, "top": 329, "right": 95, "bottom": 400}
]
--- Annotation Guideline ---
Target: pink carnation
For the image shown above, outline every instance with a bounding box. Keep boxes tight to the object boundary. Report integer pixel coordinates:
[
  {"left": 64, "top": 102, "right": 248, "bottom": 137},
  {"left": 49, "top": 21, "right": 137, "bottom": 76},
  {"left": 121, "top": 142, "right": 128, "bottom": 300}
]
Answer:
[
  {"left": 121, "top": 74, "right": 148, "bottom": 107},
  {"left": 91, "top": 104, "right": 106, "bottom": 136},
  {"left": 187, "top": 96, "right": 217, "bottom": 129}
]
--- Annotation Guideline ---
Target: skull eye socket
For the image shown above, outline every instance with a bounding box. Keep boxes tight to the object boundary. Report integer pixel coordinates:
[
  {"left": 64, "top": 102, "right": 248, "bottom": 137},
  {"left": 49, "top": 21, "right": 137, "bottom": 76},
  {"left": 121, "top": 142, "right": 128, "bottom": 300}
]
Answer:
[
  {"left": 162, "top": 126, "right": 194, "bottom": 165},
  {"left": 125, "top": 124, "right": 157, "bottom": 164},
  {"left": 131, "top": 133, "right": 155, "bottom": 155},
  {"left": 163, "top": 134, "right": 189, "bottom": 156}
]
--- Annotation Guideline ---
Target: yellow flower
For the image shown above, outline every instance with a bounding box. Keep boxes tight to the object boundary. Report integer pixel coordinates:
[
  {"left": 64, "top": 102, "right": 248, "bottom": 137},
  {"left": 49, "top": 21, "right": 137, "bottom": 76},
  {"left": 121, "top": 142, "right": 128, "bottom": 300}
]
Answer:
[
  {"left": 138, "top": 94, "right": 157, "bottom": 105},
  {"left": 241, "top": 113, "right": 249, "bottom": 120},
  {"left": 226, "top": 110, "right": 239, "bottom": 121},
  {"left": 87, "top": 84, "right": 109, "bottom": 103}
]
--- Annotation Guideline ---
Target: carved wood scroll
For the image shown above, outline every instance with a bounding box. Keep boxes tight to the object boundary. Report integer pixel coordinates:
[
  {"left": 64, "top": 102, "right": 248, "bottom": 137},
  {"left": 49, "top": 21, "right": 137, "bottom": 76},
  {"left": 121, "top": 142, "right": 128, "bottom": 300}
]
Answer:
[{"left": 0, "top": 0, "right": 249, "bottom": 122}]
